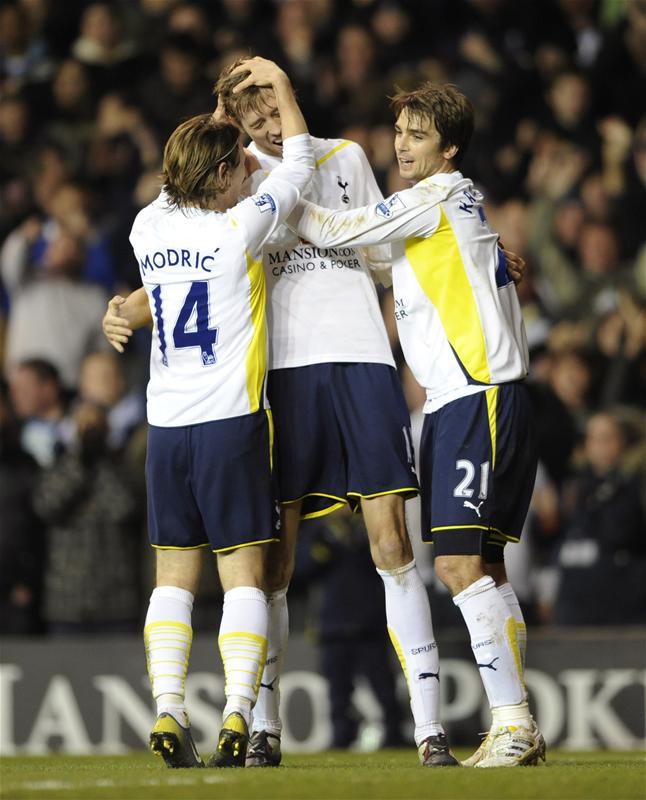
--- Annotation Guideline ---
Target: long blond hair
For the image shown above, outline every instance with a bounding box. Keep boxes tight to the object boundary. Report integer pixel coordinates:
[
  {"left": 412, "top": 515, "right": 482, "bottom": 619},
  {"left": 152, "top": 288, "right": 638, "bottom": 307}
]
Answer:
[{"left": 162, "top": 114, "right": 240, "bottom": 209}]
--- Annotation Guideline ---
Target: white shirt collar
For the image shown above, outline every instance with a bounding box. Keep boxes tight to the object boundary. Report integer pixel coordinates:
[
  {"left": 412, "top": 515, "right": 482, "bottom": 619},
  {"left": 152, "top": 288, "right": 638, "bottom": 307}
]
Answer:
[{"left": 422, "top": 170, "right": 463, "bottom": 186}]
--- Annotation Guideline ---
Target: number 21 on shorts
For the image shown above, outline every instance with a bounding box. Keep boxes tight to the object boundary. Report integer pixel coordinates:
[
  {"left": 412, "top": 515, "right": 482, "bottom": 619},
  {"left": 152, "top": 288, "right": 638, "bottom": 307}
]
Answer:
[{"left": 453, "top": 459, "right": 490, "bottom": 500}]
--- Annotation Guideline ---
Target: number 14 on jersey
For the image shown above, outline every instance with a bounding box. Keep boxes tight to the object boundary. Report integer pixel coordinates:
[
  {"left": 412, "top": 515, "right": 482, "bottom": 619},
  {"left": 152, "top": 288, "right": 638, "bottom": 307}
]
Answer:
[{"left": 152, "top": 281, "right": 219, "bottom": 367}]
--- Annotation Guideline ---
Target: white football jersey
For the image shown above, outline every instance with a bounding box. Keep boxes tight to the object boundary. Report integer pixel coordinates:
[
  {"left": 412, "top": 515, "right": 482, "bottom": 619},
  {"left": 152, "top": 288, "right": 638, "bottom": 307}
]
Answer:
[
  {"left": 292, "top": 171, "right": 529, "bottom": 412},
  {"left": 247, "top": 137, "right": 394, "bottom": 370},
  {"left": 129, "top": 134, "right": 314, "bottom": 427}
]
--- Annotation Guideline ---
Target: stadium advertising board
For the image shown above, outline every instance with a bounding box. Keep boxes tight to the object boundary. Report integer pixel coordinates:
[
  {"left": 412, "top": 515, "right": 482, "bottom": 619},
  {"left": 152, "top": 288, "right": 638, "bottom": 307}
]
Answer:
[{"left": 1, "top": 631, "right": 644, "bottom": 754}]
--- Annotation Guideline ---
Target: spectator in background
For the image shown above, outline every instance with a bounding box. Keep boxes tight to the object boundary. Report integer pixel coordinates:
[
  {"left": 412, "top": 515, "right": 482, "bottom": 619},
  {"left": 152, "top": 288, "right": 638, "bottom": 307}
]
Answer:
[
  {"left": 27, "top": 142, "right": 71, "bottom": 224},
  {"left": 547, "top": 349, "right": 594, "bottom": 436},
  {"left": 70, "top": 2, "right": 138, "bottom": 94},
  {"left": 211, "top": 0, "right": 273, "bottom": 60},
  {"left": 578, "top": 171, "right": 612, "bottom": 223},
  {"left": 0, "top": 1, "right": 53, "bottom": 91},
  {"left": 556, "top": 0, "right": 603, "bottom": 68},
  {"left": 85, "top": 93, "right": 160, "bottom": 289},
  {"left": 595, "top": 292, "right": 646, "bottom": 408},
  {"left": 34, "top": 400, "right": 142, "bottom": 634},
  {"left": 0, "top": 94, "right": 35, "bottom": 243},
  {"left": 63, "top": 351, "right": 145, "bottom": 451},
  {"left": 0, "top": 379, "right": 44, "bottom": 634},
  {"left": 526, "top": 138, "right": 588, "bottom": 314},
  {"left": 333, "top": 24, "right": 386, "bottom": 127},
  {"left": 553, "top": 408, "right": 646, "bottom": 625},
  {"left": 602, "top": 115, "right": 646, "bottom": 259},
  {"left": 370, "top": 2, "right": 421, "bottom": 73},
  {"left": 43, "top": 58, "right": 96, "bottom": 170},
  {"left": 591, "top": 0, "right": 646, "bottom": 125},
  {"left": 541, "top": 69, "right": 597, "bottom": 152},
  {"left": 166, "top": 2, "right": 215, "bottom": 55},
  {"left": 272, "top": 0, "right": 321, "bottom": 126},
  {"left": 0, "top": 94, "right": 32, "bottom": 184},
  {"left": 8, "top": 358, "right": 65, "bottom": 468},
  {"left": 1, "top": 179, "right": 116, "bottom": 294},
  {"left": 135, "top": 33, "right": 213, "bottom": 144},
  {"left": 5, "top": 231, "right": 109, "bottom": 389},
  {"left": 525, "top": 346, "right": 578, "bottom": 489},
  {"left": 35, "top": 181, "right": 115, "bottom": 290},
  {"left": 573, "top": 221, "right": 631, "bottom": 317}
]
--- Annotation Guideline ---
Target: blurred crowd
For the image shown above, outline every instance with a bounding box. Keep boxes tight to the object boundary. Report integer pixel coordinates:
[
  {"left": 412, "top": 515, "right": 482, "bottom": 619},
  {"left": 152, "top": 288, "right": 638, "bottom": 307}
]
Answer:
[{"left": 1, "top": 0, "right": 644, "bottom": 641}]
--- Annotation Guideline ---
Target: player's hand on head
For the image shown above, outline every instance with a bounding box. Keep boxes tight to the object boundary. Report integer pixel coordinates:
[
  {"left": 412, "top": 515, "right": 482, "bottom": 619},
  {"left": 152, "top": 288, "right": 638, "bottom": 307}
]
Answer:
[
  {"left": 102, "top": 295, "right": 133, "bottom": 353},
  {"left": 212, "top": 93, "right": 236, "bottom": 125},
  {"left": 231, "top": 57, "right": 288, "bottom": 93},
  {"left": 502, "top": 247, "right": 526, "bottom": 285}
]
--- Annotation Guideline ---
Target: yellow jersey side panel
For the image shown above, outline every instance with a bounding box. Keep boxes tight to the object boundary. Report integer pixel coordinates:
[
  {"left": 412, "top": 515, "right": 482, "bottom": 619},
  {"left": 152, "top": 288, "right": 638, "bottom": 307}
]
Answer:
[
  {"left": 244, "top": 249, "right": 267, "bottom": 413},
  {"left": 405, "top": 207, "right": 491, "bottom": 384}
]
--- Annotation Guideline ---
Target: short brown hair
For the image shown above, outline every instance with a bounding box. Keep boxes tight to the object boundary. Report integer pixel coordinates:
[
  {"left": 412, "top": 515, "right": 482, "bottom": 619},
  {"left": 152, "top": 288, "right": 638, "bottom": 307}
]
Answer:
[
  {"left": 162, "top": 114, "right": 240, "bottom": 210},
  {"left": 390, "top": 83, "right": 474, "bottom": 167},
  {"left": 214, "top": 58, "right": 274, "bottom": 125}
]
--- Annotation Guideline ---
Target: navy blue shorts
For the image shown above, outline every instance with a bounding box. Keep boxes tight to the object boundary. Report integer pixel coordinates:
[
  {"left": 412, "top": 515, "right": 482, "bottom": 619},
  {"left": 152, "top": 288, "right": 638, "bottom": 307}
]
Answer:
[
  {"left": 146, "top": 410, "right": 280, "bottom": 552},
  {"left": 419, "top": 383, "right": 537, "bottom": 559},
  {"left": 267, "top": 363, "right": 419, "bottom": 519}
]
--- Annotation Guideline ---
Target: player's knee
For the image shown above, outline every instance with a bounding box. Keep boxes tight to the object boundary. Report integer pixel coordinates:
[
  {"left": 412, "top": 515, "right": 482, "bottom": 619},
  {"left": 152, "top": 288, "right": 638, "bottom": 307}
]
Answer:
[
  {"left": 433, "top": 556, "right": 461, "bottom": 594},
  {"left": 264, "top": 552, "right": 295, "bottom": 592},
  {"left": 369, "top": 528, "right": 413, "bottom": 570},
  {"left": 156, "top": 549, "right": 203, "bottom": 593},
  {"left": 434, "top": 555, "right": 484, "bottom": 596}
]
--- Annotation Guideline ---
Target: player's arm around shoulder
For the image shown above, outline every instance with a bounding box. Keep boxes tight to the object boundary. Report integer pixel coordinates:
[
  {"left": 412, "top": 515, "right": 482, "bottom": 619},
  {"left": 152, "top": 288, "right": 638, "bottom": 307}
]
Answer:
[{"left": 287, "top": 180, "right": 441, "bottom": 250}]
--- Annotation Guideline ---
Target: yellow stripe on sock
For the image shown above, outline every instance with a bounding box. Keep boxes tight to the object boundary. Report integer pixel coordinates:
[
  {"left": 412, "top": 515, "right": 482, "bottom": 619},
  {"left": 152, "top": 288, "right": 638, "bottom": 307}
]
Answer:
[
  {"left": 218, "top": 646, "right": 268, "bottom": 656},
  {"left": 218, "top": 632, "right": 268, "bottom": 697},
  {"left": 145, "top": 621, "right": 192, "bottom": 635},
  {"left": 505, "top": 616, "right": 525, "bottom": 691},
  {"left": 219, "top": 633, "right": 266, "bottom": 645},
  {"left": 150, "top": 672, "right": 187, "bottom": 680},
  {"left": 144, "top": 622, "right": 193, "bottom": 699},
  {"left": 516, "top": 619, "right": 527, "bottom": 672},
  {"left": 387, "top": 626, "right": 410, "bottom": 691}
]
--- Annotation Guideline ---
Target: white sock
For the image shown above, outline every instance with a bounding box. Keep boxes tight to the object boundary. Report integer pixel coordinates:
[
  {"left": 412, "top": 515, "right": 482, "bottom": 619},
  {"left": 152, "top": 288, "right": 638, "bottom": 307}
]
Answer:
[
  {"left": 454, "top": 576, "right": 528, "bottom": 721},
  {"left": 376, "top": 560, "right": 444, "bottom": 745},
  {"left": 252, "top": 587, "right": 288, "bottom": 736},
  {"left": 497, "top": 581, "right": 528, "bottom": 702},
  {"left": 144, "top": 585, "right": 194, "bottom": 727},
  {"left": 218, "top": 586, "right": 268, "bottom": 728},
  {"left": 491, "top": 701, "right": 532, "bottom": 729}
]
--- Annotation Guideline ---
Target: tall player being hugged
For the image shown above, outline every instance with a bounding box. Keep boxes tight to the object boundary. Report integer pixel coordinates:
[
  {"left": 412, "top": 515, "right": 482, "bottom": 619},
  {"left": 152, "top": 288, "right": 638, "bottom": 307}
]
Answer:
[
  {"left": 287, "top": 83, "right": 546, "bottom": 768},
  {"left": 128, "top": 58, "right": 313, "bottom": 769}
]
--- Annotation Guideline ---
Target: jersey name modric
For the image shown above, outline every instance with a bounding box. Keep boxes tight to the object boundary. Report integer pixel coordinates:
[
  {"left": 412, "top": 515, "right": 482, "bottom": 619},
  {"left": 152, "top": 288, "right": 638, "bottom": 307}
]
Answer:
[{"left": 138, "top": 247, "right": 221, "bottom": 274}]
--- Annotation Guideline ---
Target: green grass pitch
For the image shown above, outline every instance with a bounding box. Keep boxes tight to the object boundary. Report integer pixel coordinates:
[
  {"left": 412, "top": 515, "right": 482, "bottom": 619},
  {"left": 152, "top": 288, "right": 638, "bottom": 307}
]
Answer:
[{"left": 1, "top": 750, "right": 645, "bottom": 800}]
